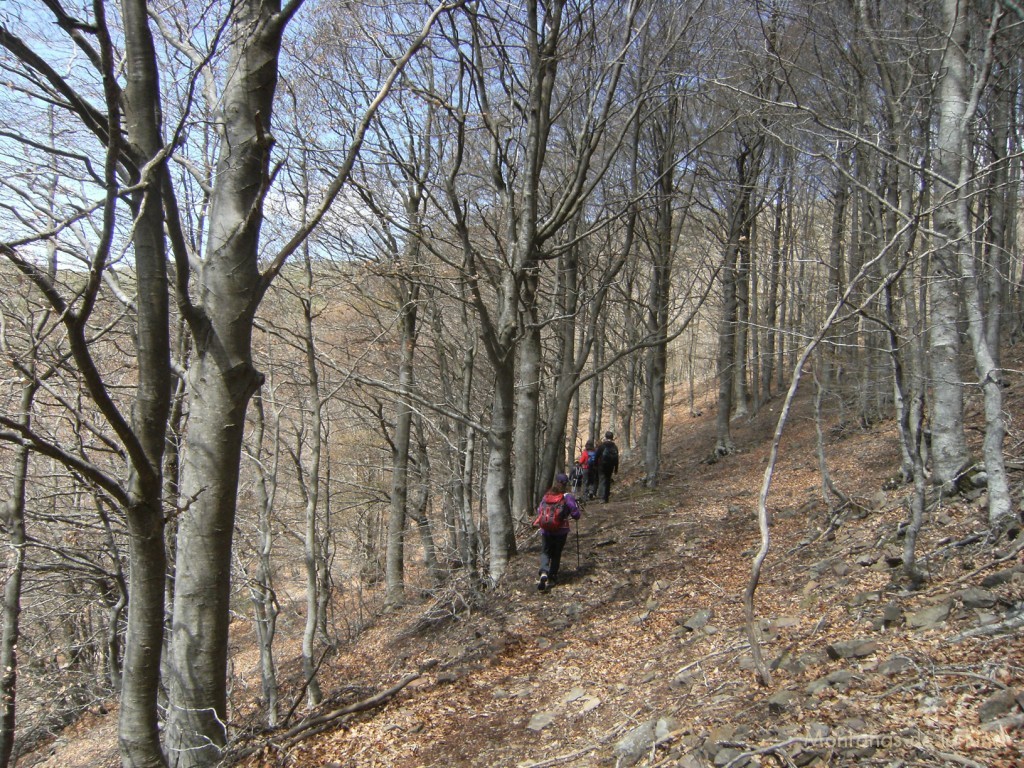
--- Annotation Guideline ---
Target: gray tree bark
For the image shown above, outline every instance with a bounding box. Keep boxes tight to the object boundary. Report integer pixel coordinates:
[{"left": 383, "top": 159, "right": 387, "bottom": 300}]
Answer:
[
  {"left": 0, "top": 383, "right": 34, "bottom": 768},
  {"left": 248, "top": 393, "right": 280, "bottom": 728},
  {"left": 386, "top": 285, "right": 419, "bottom": 605},
  {"left": 715, "top": 139, "right": 762, "bottom": 456},
  {"left": 409, "top": 420, "right": 444, "bottom": 586},
  {"left": 512, "top": 275, "right": 542, "bottom": 522},
  {"left": 927, "top": 2, "right": 971, "bottom": 491},
  {"left": 299, "top": 249, "right": 325, "bottom": 707},
  {"left": 940, "top": 6, "right": 1013, "bottom": 529},
  {"left": 164, "top": 2, "right": 288, "bottom": 762},
  {"left": 641, "top": 107, "right": 682, "bottom": 487}
]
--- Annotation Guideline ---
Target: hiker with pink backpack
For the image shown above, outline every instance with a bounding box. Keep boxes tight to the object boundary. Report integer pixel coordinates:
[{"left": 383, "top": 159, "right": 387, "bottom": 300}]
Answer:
[{"left": 533, "top": 472, "right": 581, "bottom": 591}]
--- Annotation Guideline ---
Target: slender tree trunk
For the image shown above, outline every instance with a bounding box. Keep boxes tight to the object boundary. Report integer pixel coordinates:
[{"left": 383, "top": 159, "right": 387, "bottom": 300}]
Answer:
[
  {"left": 642, "top": 162, "right": 674, "bottom": 485},
  {"left": 715, "top": 143, "right": 759, "bottom": 455},
  {"left": 457, "top": 334, "right": 480, "bottom": 573},
  {"left": 715, "top": 236, "right": 739, "bottom": 456},
  {"left": 622, "top": 280, "right": 639, "bottom": 444},
  {"left": 749, "top": 237, "right": 761, "bottom": 415},
  {"left": 300, "top": 263, "right": 325, "bottom": 706},
  {"left": 105, "top": 586, "right": 127, "bottom": 690},
  {"left": 386, "top": 286, "right": 418, "bottom": 607},
  {"left": 984, "top": 67, "right": 1013, "bottom": 365},
  {"left": 731, "top": 233, "right": 751, "bottom": 420},
  {"left": 409, "top": 424, "right": 444, "bottom": 586},
  {"left": 0, "top": 384, "right": 34, "bottom": 768},
  {"left": 589, "top": 332, "right": 604, "bottom": 440},
  {"left": 119, "top": 2, "right": 174, "bottom": 763},
  {"left": 776, "top": 241, "right": 789, "bottom": 392},
  {"left": 941, "top": 7, "right": 1013, "bottom": 529},
  {"left": 248, "top": 394, "right": 279, "bottom": 727},
  {"left": 762, "top": 174, "right": 785, "bottom": 403},
  {"left": 823, "top": 163, "right": 848, "bottom": 389},
  {"left": 161, "top": 340, "right": 187, "bottom": 717},
  {"left": 872, "top": 217, "right": 930, "bottom": 583},
  {"left": 459, "top": 424, "right": 479, "bottom": 575}
]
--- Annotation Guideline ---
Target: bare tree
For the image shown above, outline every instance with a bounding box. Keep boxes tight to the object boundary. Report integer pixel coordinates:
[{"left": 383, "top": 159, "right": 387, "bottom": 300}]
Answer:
[
  {"left": 934, "top": 3, "right": 1013, "bottom": 530},
  {"left": 714, "top": 136, "right": 764, "bottom": 456},
  {"left": 0, "top": 379, "right": 36, "bottom": 768},
  {"left": 245, "top": 391, "right": 281, "bottom": 727},
  {"left": 2, "top": 1, "right": 175, "bottom": 762}
]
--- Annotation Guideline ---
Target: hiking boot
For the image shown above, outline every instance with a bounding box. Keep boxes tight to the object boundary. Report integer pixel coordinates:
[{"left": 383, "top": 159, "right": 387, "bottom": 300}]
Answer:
[{"left": 537, "top": 574, "right": 548, "bottom": 592}]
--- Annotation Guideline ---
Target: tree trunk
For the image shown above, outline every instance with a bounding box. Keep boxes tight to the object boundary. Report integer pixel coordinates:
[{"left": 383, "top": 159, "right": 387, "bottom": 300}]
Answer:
[
  {"left": 749, "top": 233, "right": 761, "bottom": 415},
  {"left": 120, "top": 1, "right": 174, "bottom": 763},
  {"left": 776, "top": 241, "right": 789, "bottom": 392},
  {"left": 715, "top": 235, "right": 739, "bottom": 456},
  {"left": 166, "top": 362, "right": 258, "bottom": 765},
  {"left": 731, "top": 231, "right": 751, "bottom": 421},
  {"left": 300, "top": 260, "right": 325, "bottom": 707},
  {"left": 513, "top": 275, "right": 542, "bottom": 522},
  {"left": 386, "top": 286, "right": 418, "bottom": 607},
  {"left": 485, "top": 364, "right": 517, "bottom": 584},
  {"left": 248, "top": 394, "right": 279, "bottom": 728},
  {"left": 941, "top": 7, "right": 1013, "bottom": 529},
  {"left": 0, "top": 385, "right": 34, "bottom": 768},
  {"left": 165, "top": 2, "right": 285, "bottom": 762},
  {"left": 589, "top": 331, "right": 604, "bottom": 441},
  {"left": 761, "top": 173, "right": 785, "bottom": 403},
  {"left": 823, "top": 162, "right": 848, "bottom": 390},
  {"left": 983, "top": 65, "right": 1013, "bottom": 365},
  {"left": 409, "top": 424, "right": 444, "bottom": 586},
  {"left": 715, "top": 142, "right": 760, "bottom": 455},
  {"left": 621, "top": 281, "right": 639, "bottom": 443},
  {"left": 456, "top": 334, "right": 480, "bottom": 574},
  {"left": 927, "top": 3, "right": 971, "bottom": 491},
  {"left": 642, "top": 171, "right": 673, "bottom": 486}
]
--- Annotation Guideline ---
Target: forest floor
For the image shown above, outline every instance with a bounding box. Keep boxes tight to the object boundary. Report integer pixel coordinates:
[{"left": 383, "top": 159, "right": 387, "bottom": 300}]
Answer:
[{"left": 29, "top": 351, "right": 1024, "bottom": 768}]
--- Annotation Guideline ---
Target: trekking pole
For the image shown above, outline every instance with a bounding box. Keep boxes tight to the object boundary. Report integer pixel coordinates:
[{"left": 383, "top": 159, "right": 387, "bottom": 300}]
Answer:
[{"left": 575, "top": 516, "right": 581, "bottom": 571}]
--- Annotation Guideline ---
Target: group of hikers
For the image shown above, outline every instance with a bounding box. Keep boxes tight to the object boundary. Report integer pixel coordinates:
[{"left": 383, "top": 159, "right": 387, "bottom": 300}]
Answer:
[{"left": 533, "top": 431, "right": 619, "bottom": 592}]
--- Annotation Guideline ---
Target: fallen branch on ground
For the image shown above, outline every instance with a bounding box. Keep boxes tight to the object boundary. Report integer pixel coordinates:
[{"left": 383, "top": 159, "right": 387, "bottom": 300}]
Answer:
[
  {"left": 946, "top": 606, "right": 1024, "bottom": 644},
  {"left": 228, "top": 673, "right": 421, "bottom": 760},
  {"left": 925, "top": 538, "right": 1024, "bottom": 596}
]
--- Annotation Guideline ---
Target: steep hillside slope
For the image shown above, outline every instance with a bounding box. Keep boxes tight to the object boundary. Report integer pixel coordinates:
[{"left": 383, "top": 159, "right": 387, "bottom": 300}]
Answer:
[
  {"left": 234, "top": 371, "right": 1023, "bottom": 768},
  {"left": 31, "top": 359, "right": 1024, "bottom": 768}
]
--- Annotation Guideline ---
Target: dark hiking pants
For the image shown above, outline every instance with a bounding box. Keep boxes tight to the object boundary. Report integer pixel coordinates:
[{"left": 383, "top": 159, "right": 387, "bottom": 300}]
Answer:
[{"left": 539, "top": 532, "right": 569, "bottom": 581}]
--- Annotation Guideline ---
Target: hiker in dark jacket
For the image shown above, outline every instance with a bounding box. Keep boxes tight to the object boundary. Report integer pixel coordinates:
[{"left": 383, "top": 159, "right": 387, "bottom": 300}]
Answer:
[
  {"left": 535, "top": 472, "right": 581, "bottom": 591},
  {"left": 594, "top": 431, "right": 619, "bottom": 503}
]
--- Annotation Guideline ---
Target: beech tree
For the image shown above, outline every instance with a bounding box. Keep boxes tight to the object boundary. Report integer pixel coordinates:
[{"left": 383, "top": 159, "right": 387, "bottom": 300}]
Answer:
[
  {"left": 933, "top": 1, "right": 1013, "bottom": 529},
  {"left": 2, "top": 0, "right": 175, "bottom": 762},
  {"left": 2, "top": 1, "right": 455, "bottom": 765},
  {"left": 0, "top": 349, "right": 38, "bottom": 768}
]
